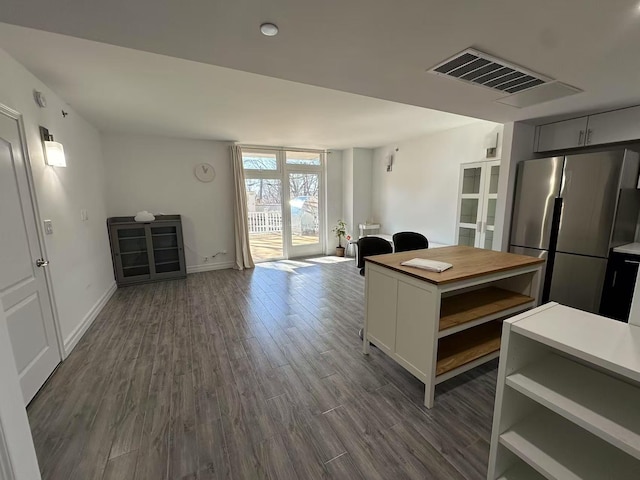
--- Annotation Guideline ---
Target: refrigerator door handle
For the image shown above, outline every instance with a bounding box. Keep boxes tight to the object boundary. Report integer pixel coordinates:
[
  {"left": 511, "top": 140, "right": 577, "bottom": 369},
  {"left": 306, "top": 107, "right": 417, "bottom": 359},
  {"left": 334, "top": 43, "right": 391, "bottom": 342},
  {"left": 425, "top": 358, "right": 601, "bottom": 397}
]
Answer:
[{"left": 578, "top": 130, "right": 584, "bottom": 145}]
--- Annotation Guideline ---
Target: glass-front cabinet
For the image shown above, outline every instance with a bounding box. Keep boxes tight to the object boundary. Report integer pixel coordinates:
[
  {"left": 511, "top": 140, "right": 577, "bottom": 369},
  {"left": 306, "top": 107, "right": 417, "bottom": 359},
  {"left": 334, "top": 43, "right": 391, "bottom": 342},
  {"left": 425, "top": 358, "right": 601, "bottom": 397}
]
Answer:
[
  {"left": 108, "top": 215, "right": 186, "bottom": 286},
  {"left": 456, "top": 161, "right": 500, "bottom": 250}
]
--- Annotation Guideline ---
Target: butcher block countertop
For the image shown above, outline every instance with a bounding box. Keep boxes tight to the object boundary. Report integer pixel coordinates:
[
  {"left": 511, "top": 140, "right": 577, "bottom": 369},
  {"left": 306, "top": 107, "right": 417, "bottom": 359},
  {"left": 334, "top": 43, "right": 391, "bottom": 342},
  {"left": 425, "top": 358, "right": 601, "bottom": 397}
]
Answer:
[{"left": 365, "top": 245, "right": 545, "bottom": 285}]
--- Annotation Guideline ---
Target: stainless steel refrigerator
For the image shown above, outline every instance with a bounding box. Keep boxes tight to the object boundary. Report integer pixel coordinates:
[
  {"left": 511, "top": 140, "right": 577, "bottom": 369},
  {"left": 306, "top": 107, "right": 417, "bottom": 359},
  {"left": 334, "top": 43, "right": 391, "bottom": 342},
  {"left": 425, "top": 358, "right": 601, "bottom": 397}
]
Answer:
[{"left": 510, "top": 150, "right": 640, "bottom": 313}]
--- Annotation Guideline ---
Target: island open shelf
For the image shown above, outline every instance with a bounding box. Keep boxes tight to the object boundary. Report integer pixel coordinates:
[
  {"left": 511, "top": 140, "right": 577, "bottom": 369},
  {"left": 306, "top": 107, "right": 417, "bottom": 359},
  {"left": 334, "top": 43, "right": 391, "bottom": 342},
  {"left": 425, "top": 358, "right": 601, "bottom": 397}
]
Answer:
[
  {"left": 363, "top": 245, "right": 544, "bottom": 408},
  {"left": 439, "top": 287, "right": 534, "bottom": 337},
  {"left": 436, "top": 320, "right": 503, "bottom": 377}
]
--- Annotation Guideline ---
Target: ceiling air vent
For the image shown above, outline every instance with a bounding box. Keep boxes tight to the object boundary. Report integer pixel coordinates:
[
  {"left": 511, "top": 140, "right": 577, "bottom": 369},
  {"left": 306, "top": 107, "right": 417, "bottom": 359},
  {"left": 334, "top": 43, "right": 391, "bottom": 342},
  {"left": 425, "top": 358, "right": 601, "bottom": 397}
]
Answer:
[{"left": 429, "top": 48, "right": 552, "bottom": 94}]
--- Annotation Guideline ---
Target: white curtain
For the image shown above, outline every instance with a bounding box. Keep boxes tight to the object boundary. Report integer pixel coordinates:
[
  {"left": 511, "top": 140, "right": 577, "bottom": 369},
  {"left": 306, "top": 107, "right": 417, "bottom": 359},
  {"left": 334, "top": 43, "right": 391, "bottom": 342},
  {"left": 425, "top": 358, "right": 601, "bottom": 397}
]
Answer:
[{"left": 230, "top": 145, "right": 255, "bottom": 270}]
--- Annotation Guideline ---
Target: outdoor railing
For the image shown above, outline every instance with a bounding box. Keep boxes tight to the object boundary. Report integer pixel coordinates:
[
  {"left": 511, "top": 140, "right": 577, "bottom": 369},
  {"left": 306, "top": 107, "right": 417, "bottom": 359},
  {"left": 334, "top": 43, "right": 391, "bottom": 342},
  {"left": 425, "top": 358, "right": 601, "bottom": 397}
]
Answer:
[{"left": 248, "top": 211, "right": 283, "bottom": 234}]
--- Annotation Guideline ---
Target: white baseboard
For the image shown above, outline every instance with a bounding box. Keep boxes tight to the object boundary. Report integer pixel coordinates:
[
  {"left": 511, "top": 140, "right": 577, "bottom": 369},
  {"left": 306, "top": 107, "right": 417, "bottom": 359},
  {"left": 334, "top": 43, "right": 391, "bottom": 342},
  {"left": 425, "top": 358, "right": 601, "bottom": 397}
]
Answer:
[
  {"left": 63, "top": 281, "right": 117, "bottom": 357},
  {"left": 187, "top": 261, "right": 235, "bottom": 274}
]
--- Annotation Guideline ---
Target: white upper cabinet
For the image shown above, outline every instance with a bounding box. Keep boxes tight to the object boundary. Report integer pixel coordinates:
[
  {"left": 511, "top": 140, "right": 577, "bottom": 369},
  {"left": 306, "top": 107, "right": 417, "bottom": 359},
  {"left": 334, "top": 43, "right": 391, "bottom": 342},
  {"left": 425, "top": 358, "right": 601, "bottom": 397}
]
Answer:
[
  {"left": 536, "top": 105, "right": 640, "bottom": 153},
  {"left": 535, "top": 117, "right": 588, "bottom": 152},
  {"left": 585, "top": 105, "right": 640, "bottom": 146}
]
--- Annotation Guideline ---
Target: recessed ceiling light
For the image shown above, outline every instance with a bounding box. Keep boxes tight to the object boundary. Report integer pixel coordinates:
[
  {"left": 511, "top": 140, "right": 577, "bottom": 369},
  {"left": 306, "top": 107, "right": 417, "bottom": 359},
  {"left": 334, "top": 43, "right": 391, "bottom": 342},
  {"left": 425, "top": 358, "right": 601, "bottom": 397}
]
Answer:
[{"left": 260, "top": 23, "right": 279, "bottom": 36}]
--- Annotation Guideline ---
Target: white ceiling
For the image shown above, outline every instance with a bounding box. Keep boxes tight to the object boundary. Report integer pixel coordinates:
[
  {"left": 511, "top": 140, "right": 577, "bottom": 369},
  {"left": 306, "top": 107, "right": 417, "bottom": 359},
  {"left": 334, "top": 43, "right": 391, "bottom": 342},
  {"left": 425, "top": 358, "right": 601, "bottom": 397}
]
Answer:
[
  {"left": 0, "top": 23, "right": 484, "bottom": 149},
  {"left": 0, "top": 0, "right": 640, "bottom": 146},
  {"left": 2, "top": 0, "right": 640, "bottom": 126}
]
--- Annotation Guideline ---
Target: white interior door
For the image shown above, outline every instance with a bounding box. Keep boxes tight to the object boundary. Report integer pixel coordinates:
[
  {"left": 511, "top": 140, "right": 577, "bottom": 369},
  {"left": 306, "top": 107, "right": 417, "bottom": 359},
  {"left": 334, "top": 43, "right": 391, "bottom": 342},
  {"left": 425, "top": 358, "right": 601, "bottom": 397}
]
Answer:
[{"left": 0, "top": 109, "right": 60, "bottom": 405}]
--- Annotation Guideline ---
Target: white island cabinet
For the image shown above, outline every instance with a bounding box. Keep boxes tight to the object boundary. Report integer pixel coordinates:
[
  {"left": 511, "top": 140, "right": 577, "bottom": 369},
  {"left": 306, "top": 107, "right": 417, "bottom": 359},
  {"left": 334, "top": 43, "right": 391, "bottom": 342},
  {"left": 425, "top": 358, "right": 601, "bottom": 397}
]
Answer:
[
  {"left": 488, "top": 303, "right": 640, "bottom": 479},
  {"left": 363, "top": 246, "right": 544, "bottom": 408}
]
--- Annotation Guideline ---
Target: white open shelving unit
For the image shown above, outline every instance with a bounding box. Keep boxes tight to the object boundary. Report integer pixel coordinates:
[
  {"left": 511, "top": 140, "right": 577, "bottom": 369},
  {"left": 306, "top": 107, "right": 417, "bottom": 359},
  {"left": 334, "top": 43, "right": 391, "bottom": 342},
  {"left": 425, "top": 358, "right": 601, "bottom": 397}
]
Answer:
[{"left": 488, "top": 302, "right": 640, "bottom": 479}]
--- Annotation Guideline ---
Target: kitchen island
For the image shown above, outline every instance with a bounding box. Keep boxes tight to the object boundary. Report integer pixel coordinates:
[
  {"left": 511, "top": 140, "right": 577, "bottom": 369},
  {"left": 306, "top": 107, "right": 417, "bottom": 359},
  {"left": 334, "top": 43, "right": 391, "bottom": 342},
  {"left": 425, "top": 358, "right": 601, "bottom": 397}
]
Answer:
[{"left": 363, "top": 245, "right": 544, "bottom": 408}]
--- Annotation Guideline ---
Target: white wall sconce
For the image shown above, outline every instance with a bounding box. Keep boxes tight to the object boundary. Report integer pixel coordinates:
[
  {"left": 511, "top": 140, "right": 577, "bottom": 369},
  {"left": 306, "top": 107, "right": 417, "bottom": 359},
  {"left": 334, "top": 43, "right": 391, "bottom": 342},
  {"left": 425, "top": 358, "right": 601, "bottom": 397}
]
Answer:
[
  {"left": 40, "top": 126, "right": 66, "bottom": 167},
  {"left": 485, "top": 132, "right": 499, "bottom": 158}
]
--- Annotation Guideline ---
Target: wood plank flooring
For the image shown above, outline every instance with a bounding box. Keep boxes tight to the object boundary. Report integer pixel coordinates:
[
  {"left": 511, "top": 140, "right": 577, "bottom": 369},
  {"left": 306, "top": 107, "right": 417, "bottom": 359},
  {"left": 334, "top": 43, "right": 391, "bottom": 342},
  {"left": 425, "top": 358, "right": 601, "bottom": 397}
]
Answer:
[{"left": 28, "top": 257, "right": 498, "bottom": 480}]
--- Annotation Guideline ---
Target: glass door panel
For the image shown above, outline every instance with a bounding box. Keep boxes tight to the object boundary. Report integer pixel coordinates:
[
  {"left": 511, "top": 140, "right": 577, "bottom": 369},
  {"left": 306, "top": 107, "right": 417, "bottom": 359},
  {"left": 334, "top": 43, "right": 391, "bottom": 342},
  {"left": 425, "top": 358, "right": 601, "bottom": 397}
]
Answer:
[
  {"left": 288, "top": 172, "right": 320, "bottom": 249},
  {"left": 116, "top": 227, "right": 150, "bottom": 278},
  {"left": 462, "top": 167, "right": 482, "bottom": 194},
  {"left": 150, "top": 225, "right": 181, "bottom": 274},
  {"left": 486, "top": 199, "right": 497, "bottom": 227},
  {"left": 488, "top": 165, "right": 500, "bottom": 194},
  {"left": 245, "top": 178, "right": 284, "bottom": 262},
  {"left": 458, "top": 227, "right": 476, "bottom": 247},
  {"left": 484, "top": 230, "right": 494, "bottom": 249},
  {"left": 459, "top": 199, "right": 479, "bottom": 224}
]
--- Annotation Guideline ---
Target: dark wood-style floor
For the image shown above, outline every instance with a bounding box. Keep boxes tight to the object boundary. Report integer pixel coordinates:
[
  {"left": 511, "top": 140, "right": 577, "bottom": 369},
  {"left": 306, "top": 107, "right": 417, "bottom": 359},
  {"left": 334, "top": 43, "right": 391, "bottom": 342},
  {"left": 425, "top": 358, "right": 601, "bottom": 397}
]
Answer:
[{"left": 28, "top": 257, "right": 498, "bottom": 480}]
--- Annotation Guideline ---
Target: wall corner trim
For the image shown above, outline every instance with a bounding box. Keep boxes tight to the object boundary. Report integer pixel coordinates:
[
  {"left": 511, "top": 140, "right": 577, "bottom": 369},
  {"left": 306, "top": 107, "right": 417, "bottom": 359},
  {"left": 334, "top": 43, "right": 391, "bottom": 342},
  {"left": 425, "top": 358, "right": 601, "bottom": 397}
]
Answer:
[
  {"left": 186, "top": 261, "right": 236, "bottom": 274},
  {"left": 63, "top": 282, "right": 117, "bottom": 357}
]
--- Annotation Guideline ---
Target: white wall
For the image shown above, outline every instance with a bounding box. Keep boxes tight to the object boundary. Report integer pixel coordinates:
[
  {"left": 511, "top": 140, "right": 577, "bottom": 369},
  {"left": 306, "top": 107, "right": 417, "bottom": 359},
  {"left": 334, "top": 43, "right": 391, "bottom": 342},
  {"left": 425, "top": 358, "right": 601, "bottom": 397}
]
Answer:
[
  {"left": 102, "top": 133, "right": 235, "bottom": 271},
  {"left": 342, "top": 147, "right": 374, "bottom": 237},
  {"left": 353, "top": 148, "right": 373, "bottom": 228},
  {"left": 494, "top": 121, "right": 536, "bottom": 250},
  {"left": 0, "top": 47, "right": 115, "bottom": 353},
  {"left": 325, "top": 149, "right": 343, "bottom": 252},
  {"left": 0, "top": 304, "right": 41, "bottom": 480},
  {"left": 371, "top": 122, "right": 502, "bottom": 245},
  {"left": 342, "top": 148, "right": 354, "bottom": 235}
]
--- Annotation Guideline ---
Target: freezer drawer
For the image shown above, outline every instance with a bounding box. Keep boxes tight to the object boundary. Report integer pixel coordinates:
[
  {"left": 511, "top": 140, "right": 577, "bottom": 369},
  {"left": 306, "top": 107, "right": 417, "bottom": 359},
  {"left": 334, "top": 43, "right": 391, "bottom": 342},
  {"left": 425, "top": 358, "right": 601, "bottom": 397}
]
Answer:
[
  {"left": 510, "top": 157, "right": 563, "bottom": 250},
  {"left": 549, "top": 253, "right": 607, "bottom": 313}
]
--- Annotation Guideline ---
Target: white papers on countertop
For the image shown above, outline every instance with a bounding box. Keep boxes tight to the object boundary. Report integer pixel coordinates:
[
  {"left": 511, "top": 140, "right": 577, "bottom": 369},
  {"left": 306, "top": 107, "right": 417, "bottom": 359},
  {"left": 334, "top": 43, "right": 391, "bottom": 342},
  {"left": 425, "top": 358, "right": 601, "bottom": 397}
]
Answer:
[{"left": 400, "top": 258, "right": 452, "bottom": 273}]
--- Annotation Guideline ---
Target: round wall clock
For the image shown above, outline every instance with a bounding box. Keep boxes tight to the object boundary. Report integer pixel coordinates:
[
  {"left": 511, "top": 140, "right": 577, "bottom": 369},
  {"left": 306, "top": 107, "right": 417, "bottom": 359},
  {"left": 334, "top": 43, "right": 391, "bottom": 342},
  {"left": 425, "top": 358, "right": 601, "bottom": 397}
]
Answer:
[{"left": 194, "top": 163, "right": 216, "bottom": 182}]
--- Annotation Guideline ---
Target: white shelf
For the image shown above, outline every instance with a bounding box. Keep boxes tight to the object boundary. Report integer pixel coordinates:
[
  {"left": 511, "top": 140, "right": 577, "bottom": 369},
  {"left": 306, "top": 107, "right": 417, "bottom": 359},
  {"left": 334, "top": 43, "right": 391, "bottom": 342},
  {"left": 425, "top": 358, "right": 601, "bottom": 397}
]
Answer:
[
  {"left": 500, "top": 409, "right": 640, "bottom": 480},
  {"left": 497, "top": 462, "right": 545, "bottom": 480},
  {"left": 511, "top": 304, "right": 640, "bottom": 384},
  {"left": 507, "top": 353, "right": 640, "bottom": 461}
]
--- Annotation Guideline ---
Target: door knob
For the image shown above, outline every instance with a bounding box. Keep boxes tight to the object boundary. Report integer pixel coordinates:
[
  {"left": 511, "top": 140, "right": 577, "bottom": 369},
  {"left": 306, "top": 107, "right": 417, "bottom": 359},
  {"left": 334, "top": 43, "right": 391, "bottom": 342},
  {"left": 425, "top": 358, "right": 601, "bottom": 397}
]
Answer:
[{"left": 36, "top": 258, "right": 49, "bottom": 267}]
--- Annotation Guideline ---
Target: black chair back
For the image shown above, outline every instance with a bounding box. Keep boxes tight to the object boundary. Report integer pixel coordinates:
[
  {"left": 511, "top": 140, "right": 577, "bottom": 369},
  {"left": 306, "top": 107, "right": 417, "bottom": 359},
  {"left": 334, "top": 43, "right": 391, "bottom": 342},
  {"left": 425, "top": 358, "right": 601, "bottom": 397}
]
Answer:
[
  {"left": 392, "top": 232, "right": 429, "bottom": 253},
  {"left": 357, "top": 237, "right": 393, "bottom": 275}
]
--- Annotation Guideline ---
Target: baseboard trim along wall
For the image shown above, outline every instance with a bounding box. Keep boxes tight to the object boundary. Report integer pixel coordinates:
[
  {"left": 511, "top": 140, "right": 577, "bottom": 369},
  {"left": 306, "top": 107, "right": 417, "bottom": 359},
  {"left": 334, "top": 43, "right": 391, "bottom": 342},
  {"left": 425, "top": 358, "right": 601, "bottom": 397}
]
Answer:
[
  {"left": 63, "top": 281, "right": 117, "bottom": 357},
  {"left": 187, "top": 261, "right": 236, "bottom": 274}
]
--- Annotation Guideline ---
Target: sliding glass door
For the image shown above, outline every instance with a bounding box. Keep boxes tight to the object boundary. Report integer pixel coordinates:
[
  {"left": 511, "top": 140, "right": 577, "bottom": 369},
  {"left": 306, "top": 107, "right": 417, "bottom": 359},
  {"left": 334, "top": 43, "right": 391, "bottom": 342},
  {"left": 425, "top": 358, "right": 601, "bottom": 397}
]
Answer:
[
  {"left": 245, "top": 177, "right": 284, "bottom": 261},
  {"left": 243, "top": 148, "right": 325, "bottom": 262}
]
